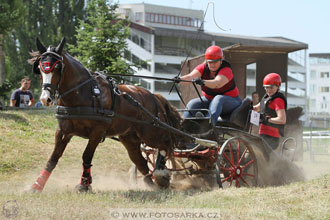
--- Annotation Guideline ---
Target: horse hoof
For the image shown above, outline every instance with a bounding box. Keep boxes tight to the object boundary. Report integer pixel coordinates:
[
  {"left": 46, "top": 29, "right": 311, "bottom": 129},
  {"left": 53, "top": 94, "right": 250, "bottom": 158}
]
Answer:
[
  {"left": 143, "top": 174, "right": 157, "bottom": 189},
  {"left": 153, "top": 169, "right": 171, "bottom": 189},
  {"left": 75, "top": 184, "right": 92, "bottom": 193}
]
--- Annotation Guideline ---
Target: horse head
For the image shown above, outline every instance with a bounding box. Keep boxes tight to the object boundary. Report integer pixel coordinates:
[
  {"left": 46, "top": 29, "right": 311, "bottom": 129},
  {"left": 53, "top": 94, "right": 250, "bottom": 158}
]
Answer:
[{"left": 34, "top": 37, "right": 66, "bottom": 106}]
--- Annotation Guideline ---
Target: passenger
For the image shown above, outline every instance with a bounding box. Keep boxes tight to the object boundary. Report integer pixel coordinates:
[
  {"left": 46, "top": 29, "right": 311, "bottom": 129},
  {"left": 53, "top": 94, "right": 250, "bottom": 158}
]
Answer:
[
  {"left": 253, "top": 73, "right": 287, "bottom": 150},
  {"left": 252, "top": 91, "right": 259, "bottom": 105},
  {"left": 175, "top": 45, "right": 242, "bottom": 125}
]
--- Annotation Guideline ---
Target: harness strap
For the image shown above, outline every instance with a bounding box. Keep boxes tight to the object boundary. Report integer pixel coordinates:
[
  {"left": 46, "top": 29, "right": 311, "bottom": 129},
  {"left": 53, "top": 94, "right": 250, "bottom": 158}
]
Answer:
[
  {"left": 55, "top": 105, "right": 157, "bottom": 126},
  {"left": 56, "top": 106, "right": 114, "bottom": 122},
  {"left": 58, "top": 77, "right": 94, "bottom": 99},
  {"left": 122, "top": 92, "right": 195, "bottom": 141}
]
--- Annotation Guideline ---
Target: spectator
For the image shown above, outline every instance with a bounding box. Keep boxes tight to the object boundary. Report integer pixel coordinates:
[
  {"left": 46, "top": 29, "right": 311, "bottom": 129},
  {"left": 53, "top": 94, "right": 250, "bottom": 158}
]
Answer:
[
  {"left": 10, "top": 76, "right": 35, "bottom": 108},
  {"left": 252, "top": 91, "right": 259, "bottom": 105}
]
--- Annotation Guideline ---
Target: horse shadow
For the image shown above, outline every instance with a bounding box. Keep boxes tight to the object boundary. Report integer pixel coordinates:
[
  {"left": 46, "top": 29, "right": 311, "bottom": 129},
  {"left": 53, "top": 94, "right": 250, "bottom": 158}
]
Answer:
[{"left": 119, "top": 189, "right": 204, "bottom": 203}]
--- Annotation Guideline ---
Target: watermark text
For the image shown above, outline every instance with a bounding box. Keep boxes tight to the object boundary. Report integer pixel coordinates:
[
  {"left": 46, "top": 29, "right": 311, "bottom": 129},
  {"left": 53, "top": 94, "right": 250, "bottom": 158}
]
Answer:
[{"left": 109, "top": 208, "right": 220, "bottom": 220}]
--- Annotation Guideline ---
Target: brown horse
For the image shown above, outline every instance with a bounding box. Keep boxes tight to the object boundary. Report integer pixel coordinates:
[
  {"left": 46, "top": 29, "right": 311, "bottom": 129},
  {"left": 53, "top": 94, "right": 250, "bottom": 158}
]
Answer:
[{"left": 29, "top": 37, "right": 182, "bottom": 192}]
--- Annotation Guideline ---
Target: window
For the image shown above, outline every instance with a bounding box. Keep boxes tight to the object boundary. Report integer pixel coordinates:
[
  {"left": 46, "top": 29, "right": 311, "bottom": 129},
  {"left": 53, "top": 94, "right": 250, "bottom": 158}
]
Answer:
[
  {"left": 187, "top": 18, "right": 192, "bottom": 26},
  {"left": 320, "top": 87, "right": 329, "bottom": 92},
  {"left": 140, "top": 80, "right": 151, "bottom": 90},
  {"left": 132, "top": 54, "right": 139, "bottom": 64},
  {"left": 321, "top": 72, "right": 330, "bottom": 78},
  {"left": 155, "top": 14, "right": 159, "bottom": 23},
  {"left": 183, "top": 17, "right": 187, "bottom": 25},
  {"left": 155, "top": 81, "right": 174, "bottom": 91},
  {"left": 131, "top": 34, "right": 139, "bottom": 44},
  {"left": 145, "top": 13, "right": 151, "bottom": 22},
  {"left": 178, "top": 17, "right": 182, "bottom": 25},
  {"left": 135, "top": 12, "right": 143, "bottom": 22}
]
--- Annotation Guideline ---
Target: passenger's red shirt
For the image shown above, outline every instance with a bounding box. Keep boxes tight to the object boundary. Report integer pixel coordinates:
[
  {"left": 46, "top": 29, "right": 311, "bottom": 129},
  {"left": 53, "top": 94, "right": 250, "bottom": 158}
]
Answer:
[
  {"left": 195, "top": 63, "right": 239, "bottom": 100},
  {"left": 259, "top": 97, "right": 285, "bottom": 138}
]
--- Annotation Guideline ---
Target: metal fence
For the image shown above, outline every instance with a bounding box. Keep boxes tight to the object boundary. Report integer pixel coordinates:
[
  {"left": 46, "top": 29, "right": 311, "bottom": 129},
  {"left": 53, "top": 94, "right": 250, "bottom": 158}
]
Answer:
[{"left": 303, "top": 118, "right": 330, "bottom": 162}]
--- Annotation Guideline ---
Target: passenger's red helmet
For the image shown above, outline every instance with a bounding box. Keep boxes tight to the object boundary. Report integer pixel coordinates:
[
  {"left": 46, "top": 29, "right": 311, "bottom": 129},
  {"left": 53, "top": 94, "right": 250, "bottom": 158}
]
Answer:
[
  {"left": 205, "top": 45, "right": 223, "bottom": 62},
  {"left": 263, "top": 73, "right": 281, "bottom": 87}
]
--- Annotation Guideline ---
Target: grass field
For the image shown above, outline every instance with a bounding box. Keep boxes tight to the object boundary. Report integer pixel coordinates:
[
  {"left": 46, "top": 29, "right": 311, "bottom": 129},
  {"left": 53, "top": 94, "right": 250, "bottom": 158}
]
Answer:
[{"left": 0, "top": 109, "right": 329, "bottom": 220}]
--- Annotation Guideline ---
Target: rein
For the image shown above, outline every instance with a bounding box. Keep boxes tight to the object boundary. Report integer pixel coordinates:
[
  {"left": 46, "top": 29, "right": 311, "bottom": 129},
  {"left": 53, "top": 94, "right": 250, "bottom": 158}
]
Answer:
[
  {"left": 58, "top": 77, "right": 94, "bottom": 100},
  {"left": 105, "top": 73, "right": 192, "bottom": 83}
]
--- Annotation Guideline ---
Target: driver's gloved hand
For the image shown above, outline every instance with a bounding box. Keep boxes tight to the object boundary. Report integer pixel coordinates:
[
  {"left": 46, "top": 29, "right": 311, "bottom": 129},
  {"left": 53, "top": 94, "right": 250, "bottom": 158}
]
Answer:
[
  {"left": 193, "top": 78, "right": 205, "bottom": 86},
  {"left": 259, "top": 113, "right": 269, "bottom": 123},
  {"left": 173, "top": 76, "right": 181, "bottom": 83}
]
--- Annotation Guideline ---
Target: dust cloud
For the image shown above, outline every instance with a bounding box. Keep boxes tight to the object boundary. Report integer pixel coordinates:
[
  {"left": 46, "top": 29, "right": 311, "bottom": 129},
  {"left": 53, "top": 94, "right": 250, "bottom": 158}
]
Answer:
[{"left": 16, "top": 149, "right": 328, "bottom": 193}]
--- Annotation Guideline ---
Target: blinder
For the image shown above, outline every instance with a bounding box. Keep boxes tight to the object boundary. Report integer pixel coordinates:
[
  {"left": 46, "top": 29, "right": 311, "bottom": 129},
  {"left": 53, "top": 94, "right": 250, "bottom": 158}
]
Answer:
[
  {"left": 40, "top": 51, "right": 63, "bottom": 74},
  {"left": 33, "top": 59, "right": 40, "bottom": 74},
  {"left": 33, "top": 51, "right": 63, "bottom": 75}
]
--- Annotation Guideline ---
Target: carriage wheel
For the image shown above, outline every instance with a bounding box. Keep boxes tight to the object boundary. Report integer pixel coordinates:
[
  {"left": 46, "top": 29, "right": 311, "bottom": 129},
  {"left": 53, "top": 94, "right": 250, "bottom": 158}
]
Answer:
[
  {"left": 281, "top": 137, "right": 297, "bottom": 162},
  {"left": 216, "top": 137, "right": 258, "bottom": 188}
]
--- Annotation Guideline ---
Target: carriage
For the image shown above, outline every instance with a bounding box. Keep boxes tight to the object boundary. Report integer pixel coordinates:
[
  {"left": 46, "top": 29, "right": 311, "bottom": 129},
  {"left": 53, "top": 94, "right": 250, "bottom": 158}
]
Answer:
[
  {"left": 130, "top": 98, "right": 300, "bottom": 189},
  {"left": 29, "top": 38, "right": 302, "bottom": 192}
]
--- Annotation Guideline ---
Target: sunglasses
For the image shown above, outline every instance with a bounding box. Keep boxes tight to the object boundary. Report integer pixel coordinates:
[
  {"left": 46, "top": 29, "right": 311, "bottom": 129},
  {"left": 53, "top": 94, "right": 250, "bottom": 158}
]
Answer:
[{"left": 263, "top": 85, "right": 277, "bottom": 89}]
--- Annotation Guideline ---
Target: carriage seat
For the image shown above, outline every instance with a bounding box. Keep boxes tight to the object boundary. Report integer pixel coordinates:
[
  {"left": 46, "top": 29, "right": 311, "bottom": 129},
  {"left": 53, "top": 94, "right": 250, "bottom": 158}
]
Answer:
[{"left": 216, "top": 98, "right": 252, "bottom": 130}]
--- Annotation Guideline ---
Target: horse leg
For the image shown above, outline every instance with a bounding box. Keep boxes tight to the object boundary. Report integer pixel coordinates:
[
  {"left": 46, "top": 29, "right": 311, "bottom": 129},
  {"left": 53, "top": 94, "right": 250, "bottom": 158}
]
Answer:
[
  {"left": 119, "top": 133, "right": 156, "bottom": 188},
  {"left": 32, "top": 129, "right": 72, "bottom": 192},
  {"left": 152, "top": 151, "right": 171, "bottom": 188},
  {"left": 75, "top": 131, "right": 104, "bottom": 192}
]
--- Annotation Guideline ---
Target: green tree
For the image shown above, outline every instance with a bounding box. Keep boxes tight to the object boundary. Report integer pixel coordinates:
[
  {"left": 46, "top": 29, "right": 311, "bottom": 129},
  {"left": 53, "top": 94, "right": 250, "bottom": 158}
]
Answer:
[
  {"left": 4, "top": 0, "right": 86, "bottom": 100},
  {"left": 57, "top": 0, "right": 86, "bottom": 46},
  {"left": 0, "top": 0, "right": 24, "bottom": 85},
  {"left": 69, "top": 0, "right": 134, "bottom": 76}
]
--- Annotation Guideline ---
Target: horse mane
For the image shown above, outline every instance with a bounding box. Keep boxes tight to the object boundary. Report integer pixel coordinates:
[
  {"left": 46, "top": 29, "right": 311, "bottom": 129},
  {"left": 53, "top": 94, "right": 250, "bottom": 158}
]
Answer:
[
  {"left": 154, "top": 93, "right": 182, "bottom": 129},
  {"left": 28, "top": 51, "right": 41, "bottom": 65},
  {"left": 62, "top": 51, "right": 87, "bottom": 69}
]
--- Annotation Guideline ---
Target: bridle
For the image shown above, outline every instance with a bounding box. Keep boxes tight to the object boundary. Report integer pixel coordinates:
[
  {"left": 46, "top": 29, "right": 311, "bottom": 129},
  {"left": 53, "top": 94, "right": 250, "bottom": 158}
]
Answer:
[
  {"left": 39, "top": 51, "right": 95, "bottom": 103},
  {"left": 39, "top": 51, "right": 65, "bottom": 101}
]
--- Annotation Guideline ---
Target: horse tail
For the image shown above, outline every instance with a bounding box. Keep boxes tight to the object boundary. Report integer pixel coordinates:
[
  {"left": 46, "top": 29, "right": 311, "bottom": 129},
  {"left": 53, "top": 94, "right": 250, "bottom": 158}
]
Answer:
[
  {"left": 286, "top": 107, "right": 304, "bottom": 125},
  {"left": 153, "top": 93, "right": 182, "bottom": 129}
]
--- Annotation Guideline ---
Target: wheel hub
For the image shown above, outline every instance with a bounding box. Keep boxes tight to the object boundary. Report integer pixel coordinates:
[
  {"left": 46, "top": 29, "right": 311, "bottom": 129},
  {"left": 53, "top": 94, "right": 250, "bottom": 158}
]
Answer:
[{"left": 235, "top": 166, "right": 242, "bottom": 177}]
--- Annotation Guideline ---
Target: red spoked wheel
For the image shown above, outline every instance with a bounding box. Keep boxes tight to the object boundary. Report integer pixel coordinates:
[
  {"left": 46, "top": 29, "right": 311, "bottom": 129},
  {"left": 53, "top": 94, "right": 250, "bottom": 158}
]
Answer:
[{"left": 216, "top": 137, "right": 258, "bottom": 188}]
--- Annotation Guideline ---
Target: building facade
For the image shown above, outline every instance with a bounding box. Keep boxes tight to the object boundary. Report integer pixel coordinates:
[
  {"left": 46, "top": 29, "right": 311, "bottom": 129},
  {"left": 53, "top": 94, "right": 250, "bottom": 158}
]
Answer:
[
  {"left": 309, "top": 53, "right": 330, "bottom": 116},
  {"left": 117, "top": 3, "right": 308, "bottom": 110}
]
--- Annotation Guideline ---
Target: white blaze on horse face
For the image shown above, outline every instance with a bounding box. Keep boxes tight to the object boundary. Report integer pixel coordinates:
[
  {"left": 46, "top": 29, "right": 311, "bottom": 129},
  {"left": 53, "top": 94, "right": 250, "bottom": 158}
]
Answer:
[{"left": 40, "top": 71, "right": 53, "bottom": 106}]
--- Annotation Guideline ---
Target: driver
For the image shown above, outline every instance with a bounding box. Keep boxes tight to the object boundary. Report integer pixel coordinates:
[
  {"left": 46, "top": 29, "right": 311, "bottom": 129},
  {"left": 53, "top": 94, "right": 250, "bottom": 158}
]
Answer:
[
  {"left": 253, "top": 73, "right": 287, "bottom": 150},
  {"left": 175, "top": 45, "right": 242, "bottom": 125}
]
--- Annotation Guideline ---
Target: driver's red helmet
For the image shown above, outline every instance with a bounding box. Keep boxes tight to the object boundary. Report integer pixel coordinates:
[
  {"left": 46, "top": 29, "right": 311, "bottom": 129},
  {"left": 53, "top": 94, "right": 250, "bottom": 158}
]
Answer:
[
  {"left": 263, "top": 73, "right": 281, "bottom": 87},
  {"left": 205, "top": 45, "right": 223, "bottom": 62}
]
